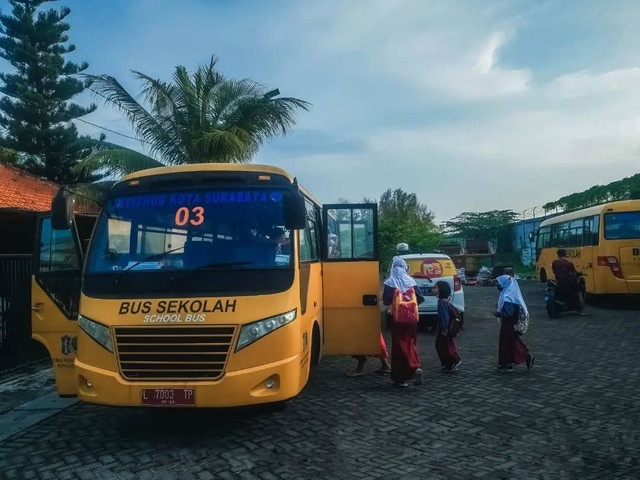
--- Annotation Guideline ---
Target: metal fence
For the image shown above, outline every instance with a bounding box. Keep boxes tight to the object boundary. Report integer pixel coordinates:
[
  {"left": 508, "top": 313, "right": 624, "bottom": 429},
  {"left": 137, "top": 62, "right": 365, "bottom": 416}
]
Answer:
[{"left": 0, "top": 255, "right": 47, "bottom": 371}]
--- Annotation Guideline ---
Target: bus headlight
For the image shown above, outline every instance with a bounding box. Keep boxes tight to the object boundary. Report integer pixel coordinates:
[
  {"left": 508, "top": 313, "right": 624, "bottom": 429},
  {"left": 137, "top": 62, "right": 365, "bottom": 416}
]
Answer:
[
  {"left": 78, "top": 315, "right": 113, "bottom": 352},
  {"left": 236, "top": 310, "right": 297, "bottom": 351}
]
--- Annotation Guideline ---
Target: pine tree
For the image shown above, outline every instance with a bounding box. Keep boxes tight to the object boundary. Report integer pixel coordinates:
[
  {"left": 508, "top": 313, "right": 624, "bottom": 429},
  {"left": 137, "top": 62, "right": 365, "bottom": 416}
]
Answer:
[{"left": 0, "top": 0, "right": 96, "bottom": 183}]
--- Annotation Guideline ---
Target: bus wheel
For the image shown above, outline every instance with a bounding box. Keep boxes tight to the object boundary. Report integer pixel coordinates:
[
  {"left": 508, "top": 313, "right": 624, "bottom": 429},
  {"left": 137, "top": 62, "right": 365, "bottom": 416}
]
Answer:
[{"left": 310, "top": 323, "right": 321, "bottom": 368}]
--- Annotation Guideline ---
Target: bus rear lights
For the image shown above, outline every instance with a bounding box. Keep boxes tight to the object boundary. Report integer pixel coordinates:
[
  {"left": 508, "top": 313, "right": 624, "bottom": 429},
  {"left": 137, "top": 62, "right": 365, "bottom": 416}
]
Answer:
[
  {"left": 78, "top": 315, "right": 113, "bottom": 352},
  {"left": 597, "top": 256, "right": 624, "bottom": 279},
  {"left": 236, "top": 310, "right": 297, "bottom": 351}
]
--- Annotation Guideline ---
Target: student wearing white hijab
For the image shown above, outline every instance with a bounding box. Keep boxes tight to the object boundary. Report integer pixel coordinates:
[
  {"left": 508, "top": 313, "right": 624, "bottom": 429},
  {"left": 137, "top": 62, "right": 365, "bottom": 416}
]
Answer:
[
  {"left": 382, "top": 257, "right": 425, "bottom": 387},
  {"left": 494, "top": 275, "right": 534, "bottom": 372}
]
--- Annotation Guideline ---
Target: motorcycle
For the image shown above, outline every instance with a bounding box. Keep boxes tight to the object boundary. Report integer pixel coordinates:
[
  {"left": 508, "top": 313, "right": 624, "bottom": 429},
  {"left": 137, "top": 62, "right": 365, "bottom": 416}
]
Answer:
[{"left": 544, "top": 272, "right": 586, "bottom": 318}]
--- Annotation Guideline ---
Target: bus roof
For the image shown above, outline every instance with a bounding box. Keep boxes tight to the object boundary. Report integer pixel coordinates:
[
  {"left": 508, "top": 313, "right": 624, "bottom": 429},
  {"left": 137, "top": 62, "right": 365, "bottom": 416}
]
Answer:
[
  {"left": 539, "top": 200, "right": 640, "bottom": 228},
  {"left": 117, "top": 163, "right": 321, "bottom": 206}
]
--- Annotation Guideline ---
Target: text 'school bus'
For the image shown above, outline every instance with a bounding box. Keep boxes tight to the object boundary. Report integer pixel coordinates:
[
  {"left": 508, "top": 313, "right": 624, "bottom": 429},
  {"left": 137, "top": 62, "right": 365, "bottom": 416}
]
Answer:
[
  {"left": 534, "top": 200, "right": 640, "bottom": 295},
  {"left": 32, "top": 164, "right": 381, "bottom": 407}
]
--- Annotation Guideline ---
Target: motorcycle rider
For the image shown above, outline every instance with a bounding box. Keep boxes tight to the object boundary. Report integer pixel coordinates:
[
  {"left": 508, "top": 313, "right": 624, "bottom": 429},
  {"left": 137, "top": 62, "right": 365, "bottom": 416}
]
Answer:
[{"left": 551, "top": 249, "right": 586, "bottom": 315}]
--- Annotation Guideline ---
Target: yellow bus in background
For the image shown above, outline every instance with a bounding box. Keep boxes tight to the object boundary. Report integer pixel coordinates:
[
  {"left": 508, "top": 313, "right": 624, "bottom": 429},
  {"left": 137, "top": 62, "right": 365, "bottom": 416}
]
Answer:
[
  {"left": 32, "top": 164, "right": 381, "bottom": 407},
  {"left": 535, "top": 200, "right": 640, "bottom": 295}
]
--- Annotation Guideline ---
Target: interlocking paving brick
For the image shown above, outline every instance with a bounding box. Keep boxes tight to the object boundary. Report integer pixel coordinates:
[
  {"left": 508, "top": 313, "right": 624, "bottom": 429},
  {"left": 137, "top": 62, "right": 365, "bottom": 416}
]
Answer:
[{"left": 0, "top": 283, "right": 639, "bottom": 479}]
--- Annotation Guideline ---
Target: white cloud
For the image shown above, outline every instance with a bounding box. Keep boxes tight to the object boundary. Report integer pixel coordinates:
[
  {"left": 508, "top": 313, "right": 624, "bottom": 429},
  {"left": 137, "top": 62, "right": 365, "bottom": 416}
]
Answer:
[{"left": 547, "top": 67, "right": 640, "bottom": 98}]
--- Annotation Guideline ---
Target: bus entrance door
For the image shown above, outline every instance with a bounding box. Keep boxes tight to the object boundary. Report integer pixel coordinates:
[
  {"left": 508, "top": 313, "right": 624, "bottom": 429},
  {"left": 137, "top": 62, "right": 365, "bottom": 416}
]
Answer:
[
  {"left": 31, "top": 215, "right": 82, "bottom": 396},
  {"left": 321, "top": 204, "right": 380, "bottom": 355}
]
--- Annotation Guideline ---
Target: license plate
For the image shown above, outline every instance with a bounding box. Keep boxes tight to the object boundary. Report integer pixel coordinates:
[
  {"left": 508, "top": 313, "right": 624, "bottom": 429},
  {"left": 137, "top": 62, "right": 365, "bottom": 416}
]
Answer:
[{"left": 141, "top": 388, "right": 195, "bottom": 406}]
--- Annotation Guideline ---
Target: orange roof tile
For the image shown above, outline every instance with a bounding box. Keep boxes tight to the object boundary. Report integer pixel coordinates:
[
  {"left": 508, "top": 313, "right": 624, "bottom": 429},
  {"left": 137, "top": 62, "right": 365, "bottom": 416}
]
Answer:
[{"left": 0, "top": 164, "right": 59, "bottom": 212}]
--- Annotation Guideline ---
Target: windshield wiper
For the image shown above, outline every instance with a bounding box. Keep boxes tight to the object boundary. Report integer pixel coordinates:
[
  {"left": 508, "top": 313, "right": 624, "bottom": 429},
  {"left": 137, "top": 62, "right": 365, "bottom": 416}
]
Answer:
[{"left": 119, "top": 246, "right": 186, "bottom": 274}]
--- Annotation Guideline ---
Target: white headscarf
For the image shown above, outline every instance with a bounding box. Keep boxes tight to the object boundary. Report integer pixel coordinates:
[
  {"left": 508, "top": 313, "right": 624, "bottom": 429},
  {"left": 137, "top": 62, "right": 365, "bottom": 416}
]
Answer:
[
  {"left": 497, "top": 275, "right": 528, "bottom": 316},
  {"left": 384, "top": 257, "right": 417, "bottom": 293}
]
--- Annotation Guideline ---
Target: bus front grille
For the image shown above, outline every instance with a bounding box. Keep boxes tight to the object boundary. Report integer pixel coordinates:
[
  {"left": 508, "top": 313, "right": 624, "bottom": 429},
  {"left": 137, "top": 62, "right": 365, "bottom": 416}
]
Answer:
[{"left": 113, "top": 326, "right": 236, "bottom": 381}]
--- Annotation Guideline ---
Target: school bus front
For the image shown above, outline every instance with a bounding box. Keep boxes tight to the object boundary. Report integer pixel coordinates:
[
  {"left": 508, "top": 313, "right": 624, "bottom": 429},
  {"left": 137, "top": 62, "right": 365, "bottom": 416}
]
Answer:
[{"left": 31, "top": 165, "right": 381, "bottom": 407}]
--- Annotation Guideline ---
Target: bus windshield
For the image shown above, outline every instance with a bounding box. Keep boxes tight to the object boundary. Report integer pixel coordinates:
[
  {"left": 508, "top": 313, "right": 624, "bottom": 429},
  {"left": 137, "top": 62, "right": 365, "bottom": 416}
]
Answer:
[
  {"left": 604, "top": 211, "right": 640, "bottom": 239},
  {"left": 86, "top": 188, "right": 292, "bottom": 274}
]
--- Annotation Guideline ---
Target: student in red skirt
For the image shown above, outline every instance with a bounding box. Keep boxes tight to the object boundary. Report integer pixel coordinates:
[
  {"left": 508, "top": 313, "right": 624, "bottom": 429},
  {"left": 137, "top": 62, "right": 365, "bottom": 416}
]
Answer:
[
  {"left": 494, "top": 275, "right": 535, "bottom": 372},
  {"left": 382, "top": 257, "right": 425, "bottom": 388},
  {"left": 345, "top": 334, "right": 391, "bottom": 377},
  {"left": 433, "top": 281, "right": 462, "bottom": 373}
]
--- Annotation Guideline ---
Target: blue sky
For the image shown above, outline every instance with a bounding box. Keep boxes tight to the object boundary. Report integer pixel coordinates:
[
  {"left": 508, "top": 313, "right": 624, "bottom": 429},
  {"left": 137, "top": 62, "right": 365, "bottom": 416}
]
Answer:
[{"left": 2, "top": 0, "right": 640, "bottom": 220}]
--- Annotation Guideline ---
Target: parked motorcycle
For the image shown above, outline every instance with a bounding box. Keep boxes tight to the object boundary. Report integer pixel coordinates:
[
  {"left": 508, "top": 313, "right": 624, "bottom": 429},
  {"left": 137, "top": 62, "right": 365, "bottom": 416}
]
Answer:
[{"left": 544, "top": 272, "right": 586, "bottom": 318}]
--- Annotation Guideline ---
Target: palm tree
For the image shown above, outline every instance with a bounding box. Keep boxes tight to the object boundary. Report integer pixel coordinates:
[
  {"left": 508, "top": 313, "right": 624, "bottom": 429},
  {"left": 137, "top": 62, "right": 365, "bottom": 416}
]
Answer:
[{"left": 76, "top": 57, "right": 310, "bottom": 178}]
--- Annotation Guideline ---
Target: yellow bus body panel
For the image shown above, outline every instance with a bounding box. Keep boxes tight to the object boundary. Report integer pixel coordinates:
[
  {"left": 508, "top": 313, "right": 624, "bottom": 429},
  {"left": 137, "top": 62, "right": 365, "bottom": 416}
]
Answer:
[
  {"left": 76, "top": 283, "right": 315, "bottom": 407},
  {"left": 31, "top": 278, "right": 78, "bottom": 396},
  {"left": 321, "top": 261, "right": 380, "bottom": 355}
]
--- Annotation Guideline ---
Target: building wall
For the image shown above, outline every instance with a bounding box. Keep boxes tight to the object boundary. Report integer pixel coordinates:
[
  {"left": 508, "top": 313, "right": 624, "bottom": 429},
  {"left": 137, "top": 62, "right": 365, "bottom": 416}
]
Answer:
[{"left": 510, "top": 215, "right": 556, "bottom": 266}]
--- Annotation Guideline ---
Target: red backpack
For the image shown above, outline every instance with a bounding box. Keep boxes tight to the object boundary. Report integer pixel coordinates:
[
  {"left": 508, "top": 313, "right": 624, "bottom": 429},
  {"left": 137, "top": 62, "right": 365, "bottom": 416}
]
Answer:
[{"left": 392, "top": 288, "right": 419, "bottom": 325}]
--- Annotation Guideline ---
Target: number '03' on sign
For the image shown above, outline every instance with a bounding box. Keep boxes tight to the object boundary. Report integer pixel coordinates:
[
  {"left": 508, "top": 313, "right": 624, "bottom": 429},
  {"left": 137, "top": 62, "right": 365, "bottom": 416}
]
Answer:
[{"left": 175, "top": 206, "right": 205, "bottom": 227}]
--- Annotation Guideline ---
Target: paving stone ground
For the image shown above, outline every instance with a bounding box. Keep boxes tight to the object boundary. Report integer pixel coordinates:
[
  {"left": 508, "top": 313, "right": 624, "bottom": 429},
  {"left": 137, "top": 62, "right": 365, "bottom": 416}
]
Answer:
[{"left": 0, "top": 282, "right": 639, "bottom": 479}]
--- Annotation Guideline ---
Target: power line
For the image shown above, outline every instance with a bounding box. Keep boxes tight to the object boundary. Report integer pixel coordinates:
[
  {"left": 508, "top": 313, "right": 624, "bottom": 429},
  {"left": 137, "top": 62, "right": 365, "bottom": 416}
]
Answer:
[
  {"left": 74, "top": 117, "right": 146, "bottom": 143},
  {"left": 0, "top": 89, "right": 150, "bottom": 145}
]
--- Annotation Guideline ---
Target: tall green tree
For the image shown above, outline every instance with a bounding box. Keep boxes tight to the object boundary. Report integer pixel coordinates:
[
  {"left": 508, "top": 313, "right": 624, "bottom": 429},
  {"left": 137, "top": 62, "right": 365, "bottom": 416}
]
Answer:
[
  {"left": 75, "top": 57, "right": 310, "bottom": 177},
  {"left": 543, "top": 172, "right": 640, "bottom": 212},
  {"left": 0, "top": 0, "right": 96, "bottom": 183},
  {"left": 443, "top": 210, "right": 517, "bottom": 251},
  {"left": 378, "top": 189, "right": 441, "bottom": 270}
]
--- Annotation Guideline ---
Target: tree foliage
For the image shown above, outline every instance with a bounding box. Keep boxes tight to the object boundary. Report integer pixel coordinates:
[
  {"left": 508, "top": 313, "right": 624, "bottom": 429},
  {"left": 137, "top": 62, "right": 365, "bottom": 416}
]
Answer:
[
  {"left": 443, "top": 210, "right": 517, "bottom": 251},
  {"left": 75, "top": 57, "right": 310, "bottom": 178},
  {"left": 377, "top": 189, "right": 441, "bottom": 270},
  {"left": 0, "top": 0, "right": 97, "bottom": 183},
  {"left": 543, "top": 172, "right": 640, "bottom": 212}
]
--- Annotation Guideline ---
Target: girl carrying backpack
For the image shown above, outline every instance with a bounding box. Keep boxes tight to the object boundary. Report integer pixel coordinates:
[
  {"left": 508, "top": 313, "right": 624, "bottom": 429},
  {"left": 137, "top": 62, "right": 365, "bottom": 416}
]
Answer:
[
  {"left": 383, "top": 257, "right": 425, "bottom": 388},
  {"left": 434, "top": 281, "right": 462, "bottom": 373}
]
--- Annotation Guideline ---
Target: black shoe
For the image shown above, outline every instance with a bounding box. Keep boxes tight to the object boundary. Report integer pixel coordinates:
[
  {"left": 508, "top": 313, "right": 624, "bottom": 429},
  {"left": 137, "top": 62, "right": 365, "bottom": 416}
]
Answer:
[
  {"left": 449, "top": 361, "right": 462, "bottom": 373},
  {"left": 527, "top": 354, "right": 535, "bottom": 371},
  {"left": 497, "top": 365, "right": 513, "bottom": 372}
]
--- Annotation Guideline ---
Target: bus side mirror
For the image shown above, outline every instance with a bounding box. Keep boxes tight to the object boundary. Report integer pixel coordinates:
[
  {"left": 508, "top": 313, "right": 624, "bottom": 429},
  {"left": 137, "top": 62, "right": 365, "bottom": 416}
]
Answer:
[
  {"left": 284, "top": 180, "right": 307, "bottom": 230},
  {"left": 51, "top": 188, "right": 75, "bottom": 230}
]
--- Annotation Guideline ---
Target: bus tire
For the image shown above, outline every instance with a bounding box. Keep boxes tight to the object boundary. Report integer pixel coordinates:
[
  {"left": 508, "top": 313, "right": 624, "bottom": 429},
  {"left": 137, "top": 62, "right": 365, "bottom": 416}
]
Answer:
[
  {"left": 310, "top": 323, "right": 321, "bottom": 368},
  {"left": 539, "top": 269, "right": 548, "bottom": 283}
]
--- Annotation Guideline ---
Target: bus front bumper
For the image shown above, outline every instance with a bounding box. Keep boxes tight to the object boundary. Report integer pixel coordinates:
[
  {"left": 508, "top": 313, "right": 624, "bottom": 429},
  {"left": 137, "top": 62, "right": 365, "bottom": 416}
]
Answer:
[{"left": 75, "top": 354, "right": 303, "bottom": 408}]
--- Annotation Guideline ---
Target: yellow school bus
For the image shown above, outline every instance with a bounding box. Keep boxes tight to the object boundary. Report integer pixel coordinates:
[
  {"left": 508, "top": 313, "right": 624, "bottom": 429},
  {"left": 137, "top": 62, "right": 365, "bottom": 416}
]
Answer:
[
  {"left": 535, "top": 200, "right": 640, "bottom": 295},
  {"left": 32, "top": 164, "right": 380, "bottom": 407}
]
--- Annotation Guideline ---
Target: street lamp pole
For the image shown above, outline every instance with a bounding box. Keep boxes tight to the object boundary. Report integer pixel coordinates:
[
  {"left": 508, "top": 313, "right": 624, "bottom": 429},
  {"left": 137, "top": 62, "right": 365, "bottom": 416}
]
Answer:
[{"left": 521, "top": 208, "right": 529, "bottom": 267}]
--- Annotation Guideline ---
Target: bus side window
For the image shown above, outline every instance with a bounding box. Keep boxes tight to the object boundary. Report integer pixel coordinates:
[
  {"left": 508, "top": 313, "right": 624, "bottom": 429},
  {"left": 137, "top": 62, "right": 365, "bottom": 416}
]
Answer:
[
  {"left": 39, "top": 218, "right": 80, "bottom": 272},
  {"left": 300, "top": 200, "right": 319, "bottom": 262},
  {"left": 36, "top": 217, "right": 81, "bottom": 318}
]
